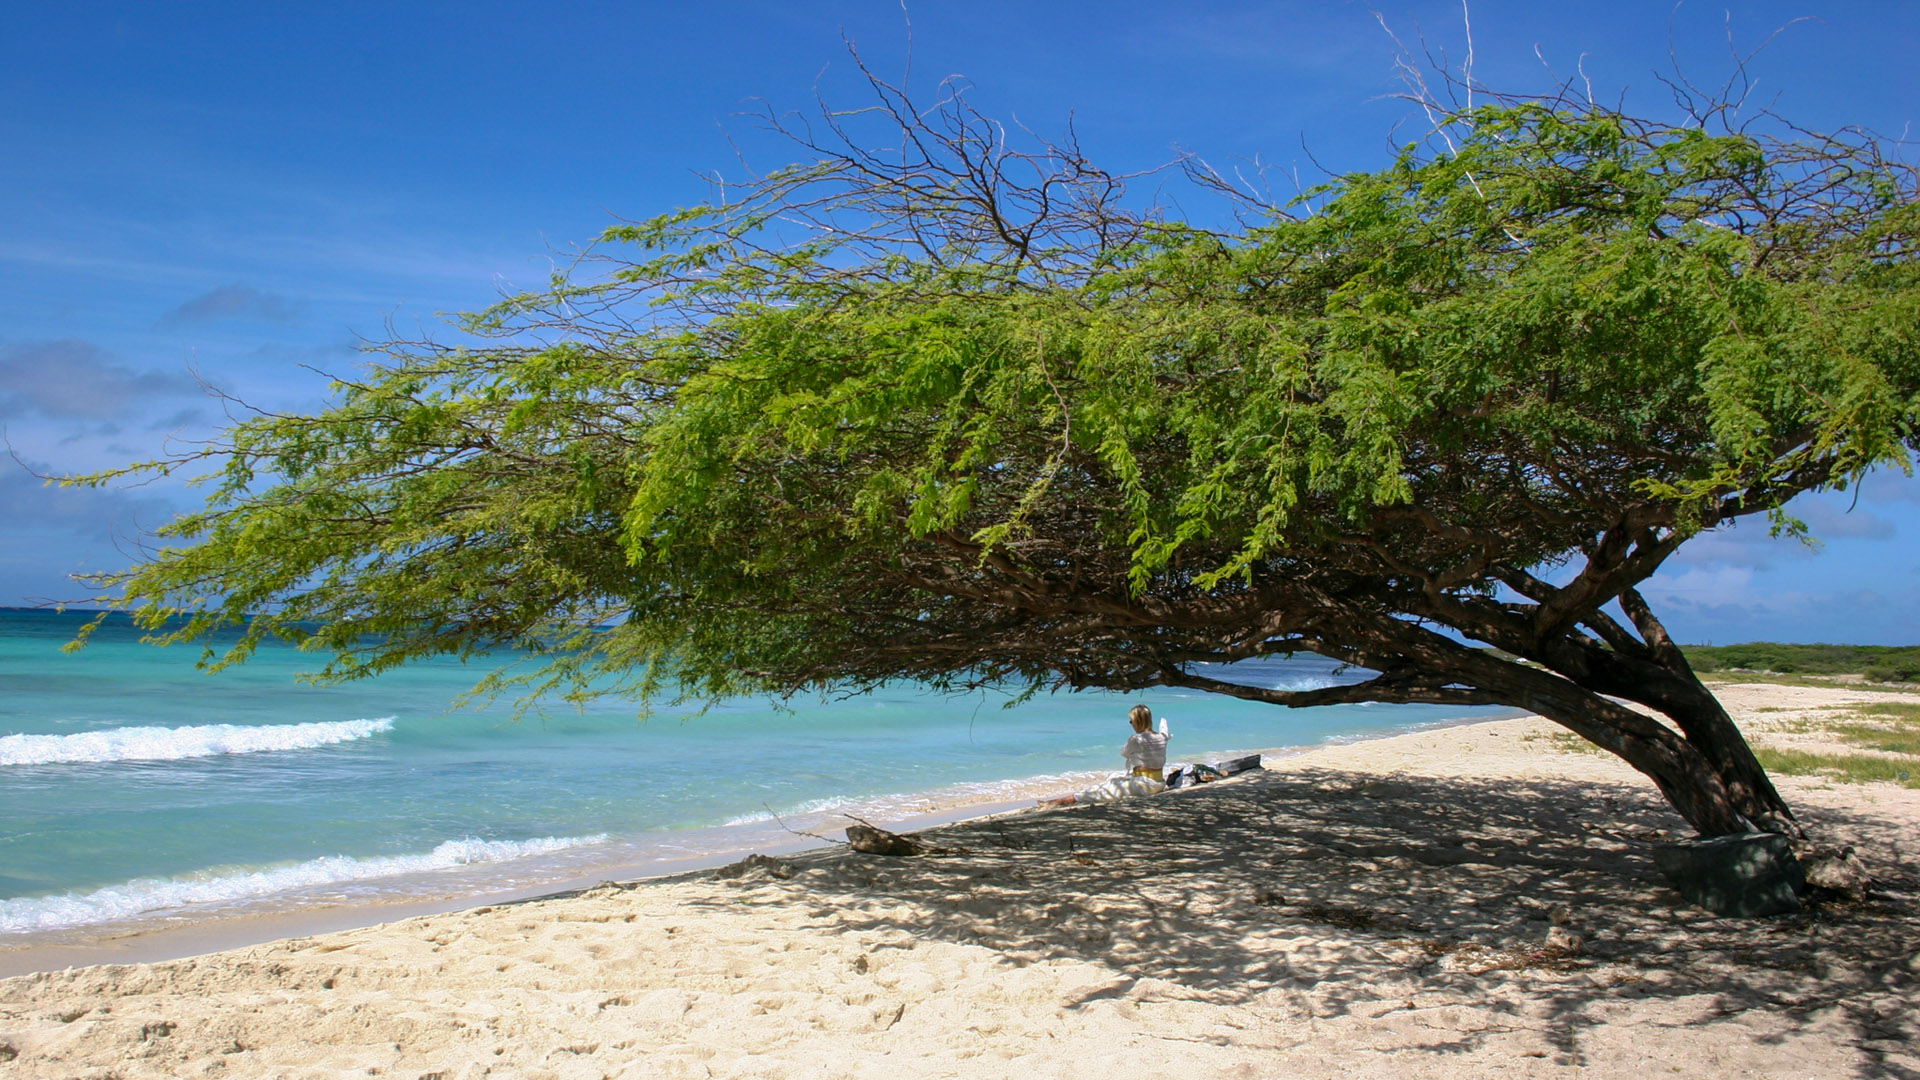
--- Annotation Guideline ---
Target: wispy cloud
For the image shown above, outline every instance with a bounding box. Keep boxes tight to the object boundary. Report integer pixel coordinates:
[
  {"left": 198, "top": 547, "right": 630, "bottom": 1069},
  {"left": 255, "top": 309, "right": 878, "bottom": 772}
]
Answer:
[
  {"left": 57, "top": 421, "right": 123, "bottom": 446},
  {"left": 0, "top": 459, "right": 178, "bottom": 540},
  {"left": 144, "top": 407, "right": 210, "bottom": 431},
  {"left": 1852, "top": 468, "right": 1920, "bottom": 504},
  {"left": 1667, "top": 489, "right": 1902, "bottom": 571},
  {"left": 1644, "top": 579, "right": 1911, "bottom": 646},
  {"left": 1796, "top": 500, "right": 1898, "bottom": 541},
  {"left": 160, "top": 284, "right": 302, "bottom": 326},
  {"left": 0, "top": 340, "right": 199, "bottom": 421}
]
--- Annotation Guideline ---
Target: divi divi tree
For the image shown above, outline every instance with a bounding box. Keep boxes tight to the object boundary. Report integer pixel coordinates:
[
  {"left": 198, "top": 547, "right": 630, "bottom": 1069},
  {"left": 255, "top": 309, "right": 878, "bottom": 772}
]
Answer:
[{"left": 88, "top": 69, "right": 1917, "bottom": 840}]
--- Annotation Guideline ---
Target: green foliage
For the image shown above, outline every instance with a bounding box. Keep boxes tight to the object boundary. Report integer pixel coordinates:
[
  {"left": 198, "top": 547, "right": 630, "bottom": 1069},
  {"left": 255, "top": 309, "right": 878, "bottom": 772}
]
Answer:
[
  {"left": 1683, "top": 644, "right": 1920, "bottom": 681},
  {"left": 75, "top": 94, "right": 1920, "bottom": 717},
  {"left": 1866, "top": 658, "right": 1920, "bottom": 683},
  {"left": 1696, "top": 671, "right": 1919, "bottom": 694}
]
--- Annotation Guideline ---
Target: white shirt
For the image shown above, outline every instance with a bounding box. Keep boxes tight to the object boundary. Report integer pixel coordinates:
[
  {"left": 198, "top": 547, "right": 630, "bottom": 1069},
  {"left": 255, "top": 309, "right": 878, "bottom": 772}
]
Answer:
[{"left": 1121, "top": 719, "right": 1170, "bottom": 772}]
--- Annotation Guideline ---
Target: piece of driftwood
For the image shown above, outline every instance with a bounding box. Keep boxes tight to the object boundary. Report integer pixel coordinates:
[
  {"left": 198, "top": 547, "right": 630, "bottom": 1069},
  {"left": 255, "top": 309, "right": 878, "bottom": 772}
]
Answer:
[
  {"left": 846, "top": 823, "right": 926, "bottom": 856},
  {"left": 714, "top": 853, "right": 795, "bottom": 880}
]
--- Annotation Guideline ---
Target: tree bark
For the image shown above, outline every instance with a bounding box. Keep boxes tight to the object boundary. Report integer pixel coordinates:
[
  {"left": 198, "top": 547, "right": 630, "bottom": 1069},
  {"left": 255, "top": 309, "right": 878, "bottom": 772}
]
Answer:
[
  {"left": 1410, "top": 571, "right": 1797, "bottom": 839},
  {"left": 1441, "top": 644, "right": 1757, "bottom": 837},
  {"left": 1522, "top": 592, "right": 1801, "bottom": 838}
]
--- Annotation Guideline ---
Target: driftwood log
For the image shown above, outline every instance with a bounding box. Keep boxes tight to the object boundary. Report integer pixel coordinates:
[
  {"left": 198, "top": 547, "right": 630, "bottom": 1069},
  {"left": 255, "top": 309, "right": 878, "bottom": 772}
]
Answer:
[{"left": 845, "top": 823, "right": 926, "bottom": 856}]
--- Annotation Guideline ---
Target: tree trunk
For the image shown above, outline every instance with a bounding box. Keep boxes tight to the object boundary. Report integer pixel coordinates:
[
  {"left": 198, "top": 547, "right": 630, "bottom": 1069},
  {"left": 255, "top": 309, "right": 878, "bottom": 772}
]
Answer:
[
  {"left": 1489, "top": 668, "right": 1754, "bottom": 837},
  {"left": 1615, "top": 589, "right": 1799, "bottom": 836},
  {"left": 1526, "top": 591, "right": 1801, "bottom": 839},
  {"left": 1421, "top": 643, "right": 1756, "bottom": 836},
  {"left": 1643, "top": 681, "right": 1800, "bottom": 837}
]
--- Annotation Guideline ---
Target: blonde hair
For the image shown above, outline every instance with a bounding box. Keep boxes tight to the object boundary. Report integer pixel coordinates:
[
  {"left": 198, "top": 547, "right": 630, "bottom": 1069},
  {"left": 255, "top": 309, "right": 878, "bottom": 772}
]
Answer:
[{"left": 1128, "top": 704, "right": 1152, "bottom": 730}]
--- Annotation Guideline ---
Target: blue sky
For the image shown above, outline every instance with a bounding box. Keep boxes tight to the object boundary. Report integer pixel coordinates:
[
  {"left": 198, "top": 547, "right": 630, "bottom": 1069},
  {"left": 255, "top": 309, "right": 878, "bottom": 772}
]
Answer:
[{"left": 1, "top": 1, "right": 1916, "bottom": 644}]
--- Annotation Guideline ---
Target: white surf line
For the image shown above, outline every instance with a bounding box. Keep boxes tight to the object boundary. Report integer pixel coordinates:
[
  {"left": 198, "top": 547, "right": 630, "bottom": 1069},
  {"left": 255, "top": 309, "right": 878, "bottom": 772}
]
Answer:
[
  {"left": 0, "top": 718, "right": 397, "bottom": 766},
  {"left": 0, "top": 833, "right": 610, "bottom": 934}
]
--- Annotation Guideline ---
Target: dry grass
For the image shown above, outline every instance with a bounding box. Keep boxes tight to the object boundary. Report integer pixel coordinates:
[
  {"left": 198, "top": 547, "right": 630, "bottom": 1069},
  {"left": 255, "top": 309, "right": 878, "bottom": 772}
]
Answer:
[
  {"left": 1533, "top": 691, "right": 1920, "bottom": 789},
  {"left": 1520, "top": 730, "right": 1605, "bottom": 755},
  {"left": 1754, "top": 747, "right": 1918, "bottom": 788}
]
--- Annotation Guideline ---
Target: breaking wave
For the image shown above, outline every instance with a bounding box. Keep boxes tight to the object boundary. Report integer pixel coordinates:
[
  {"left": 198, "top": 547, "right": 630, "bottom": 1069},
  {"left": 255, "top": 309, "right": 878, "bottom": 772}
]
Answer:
[
  {"left": 1270, "top": 674, "right": 1340, "bottom": 692},
  {"left": 0, "top": 718, "right": 396, "bottom": 766},
  {"left": 0, "top": 833, "right": 609, "bottom": 934}
]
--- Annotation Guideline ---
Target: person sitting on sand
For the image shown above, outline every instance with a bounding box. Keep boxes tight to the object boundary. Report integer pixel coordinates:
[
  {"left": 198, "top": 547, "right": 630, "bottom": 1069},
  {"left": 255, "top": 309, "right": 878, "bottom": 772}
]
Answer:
[
  {"left": 1120, "top": 703, "right": 1170, "bottom": 780},
  {"left": 1041, "top": 705, "right": 1170, "bottom": 807}
]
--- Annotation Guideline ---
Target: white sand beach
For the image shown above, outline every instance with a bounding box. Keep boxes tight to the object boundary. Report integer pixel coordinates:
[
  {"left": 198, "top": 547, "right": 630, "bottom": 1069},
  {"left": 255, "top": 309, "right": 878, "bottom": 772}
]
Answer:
[{"left": 3, "top": 681, "right": 1917, "bottom": 1079}]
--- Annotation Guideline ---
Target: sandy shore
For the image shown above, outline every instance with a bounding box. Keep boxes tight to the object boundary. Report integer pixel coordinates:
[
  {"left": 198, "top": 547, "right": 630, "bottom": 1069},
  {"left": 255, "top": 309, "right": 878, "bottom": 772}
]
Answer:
[{"left": 3, "top": 682, "right": 1917, "bottom": 1079}]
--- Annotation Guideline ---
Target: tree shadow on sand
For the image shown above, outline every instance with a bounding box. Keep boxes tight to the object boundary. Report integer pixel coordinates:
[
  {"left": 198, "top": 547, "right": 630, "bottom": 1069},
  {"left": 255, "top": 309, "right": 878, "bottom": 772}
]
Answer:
[{"left": 692, "top": 769, "right": 1920, "bottom": 1076}]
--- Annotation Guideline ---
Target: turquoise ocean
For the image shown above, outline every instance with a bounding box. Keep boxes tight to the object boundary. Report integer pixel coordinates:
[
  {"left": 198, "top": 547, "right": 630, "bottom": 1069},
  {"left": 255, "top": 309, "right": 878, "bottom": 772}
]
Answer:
[{"left": 0, "top": 607, "right": 1505, "bottom": 946}]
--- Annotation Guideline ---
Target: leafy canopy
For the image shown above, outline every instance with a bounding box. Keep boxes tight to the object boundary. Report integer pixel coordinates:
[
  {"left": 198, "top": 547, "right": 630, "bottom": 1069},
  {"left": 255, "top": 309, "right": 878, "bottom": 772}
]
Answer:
[{"left": 83, "top": 92, "right": 1919, "bottom": 717}]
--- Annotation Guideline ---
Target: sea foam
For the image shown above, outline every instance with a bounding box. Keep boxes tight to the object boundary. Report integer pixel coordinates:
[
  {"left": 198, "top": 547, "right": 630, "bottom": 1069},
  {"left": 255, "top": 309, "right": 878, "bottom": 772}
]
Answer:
[
  {"left": 0, "top": 833, "right": 609, "bottom": 934},
  {"left": 1271, "top": 674, "right": 1340, "bottom": 692},
  {"left": 0, "top": 718, "right": 396, "bottom": 766}
]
